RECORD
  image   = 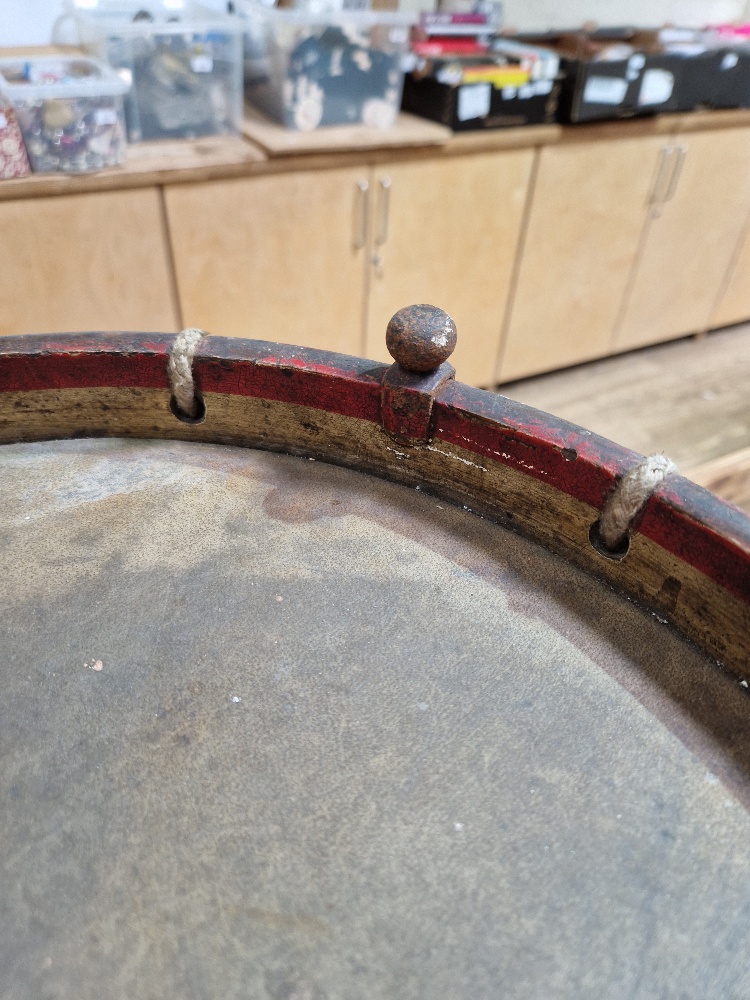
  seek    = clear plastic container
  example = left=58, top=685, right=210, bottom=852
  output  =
left=237, top=0, right=414, bottom=130
left=0, top=56, right=128, bottom=173
left=63, top=0, right=243, bottom=141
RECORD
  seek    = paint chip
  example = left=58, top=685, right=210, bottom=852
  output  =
left=231, top=696, right=241, bottom=703
left=454, top=822, right=464, bottom=832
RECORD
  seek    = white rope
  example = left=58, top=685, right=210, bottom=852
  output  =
left=599, top=454, right=678, bottom=551
left=168, top=328, right=204, bottom=418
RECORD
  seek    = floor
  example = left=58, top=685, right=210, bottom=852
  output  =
left=496, top=323, right=750, bottom=513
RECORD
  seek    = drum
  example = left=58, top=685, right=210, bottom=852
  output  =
left=2, top=307, right=749, bottom=999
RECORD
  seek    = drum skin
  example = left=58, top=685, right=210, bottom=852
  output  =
left=1, top=333, right=750, bottom=998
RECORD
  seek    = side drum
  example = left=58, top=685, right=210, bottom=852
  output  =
left=1, top=308, right=749, bottom=999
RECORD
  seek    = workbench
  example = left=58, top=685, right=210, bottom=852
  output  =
left=4, top=55, right=750, bottom=388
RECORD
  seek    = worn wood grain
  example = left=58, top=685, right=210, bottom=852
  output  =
left=498, top=324, right=750, bottom=474
left=687, top=447, right=750, bottom=514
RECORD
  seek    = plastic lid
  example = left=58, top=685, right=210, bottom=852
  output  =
left=235, top=0, right=415, bottom=27
left=66, top=0, right=243, bottom=35
left=0, top=56, right=131, bottom=101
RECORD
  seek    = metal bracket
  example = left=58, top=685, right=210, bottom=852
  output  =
left=380, top=361, right=455, bottom=445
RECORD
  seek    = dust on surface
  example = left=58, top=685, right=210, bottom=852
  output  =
left=2, top=438, right=750, bottom=1000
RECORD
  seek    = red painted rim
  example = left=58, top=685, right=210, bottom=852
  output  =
left=1, top=332, right=748, bottom=609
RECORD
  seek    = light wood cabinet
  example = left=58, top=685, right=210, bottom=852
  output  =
left=497, top=134, right=668, bottom=383
left=5, top=116, right=750, bottom=385
left=165, top=151, right=534, bottom=385
left=165, top=168, right=371, bottom=357
left=362, top=150, right=535, bottom=387
left=614, top=128, right=750, bottom=350
left=707, top=202, right=750, bottom=330
left=0, top=188, right=178, bottom=336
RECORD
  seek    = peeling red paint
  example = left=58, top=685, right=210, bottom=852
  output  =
left=0, top=332, right=748, bottom=610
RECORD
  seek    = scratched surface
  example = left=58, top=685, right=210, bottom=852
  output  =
left=2, top=439, right=750, bottom=1000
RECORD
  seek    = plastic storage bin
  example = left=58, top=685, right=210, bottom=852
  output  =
left=0, top=56, right=128, bottom=173
left=238, top=1, right=413, bottom=130
left=64, top=0, right=243, bottom=141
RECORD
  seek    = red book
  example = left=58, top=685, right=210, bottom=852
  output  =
left=412, top=38, right=491, bottom=57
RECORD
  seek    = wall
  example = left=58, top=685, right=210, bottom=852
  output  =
left=0, top=0, right=748, bottom=46
left=502, top=0, right=747, bottom=31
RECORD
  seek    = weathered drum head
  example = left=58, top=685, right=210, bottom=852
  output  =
left=3, top=438, right=750, bottom=999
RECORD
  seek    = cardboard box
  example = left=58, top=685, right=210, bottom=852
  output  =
left=658, top=29, right=750, bottom=111
left=402, top=38, right=559, bottom=130
left=671, top=47, right=750, bottom=110
left=519, top=30, right=684, bottom=123
left=402, top=71, right=558, bottom=130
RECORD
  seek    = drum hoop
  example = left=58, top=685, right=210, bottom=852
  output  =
left=1, top=331, right=748, bottom=674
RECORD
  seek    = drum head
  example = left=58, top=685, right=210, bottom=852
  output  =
left=2, top=438, right=750, bottom=998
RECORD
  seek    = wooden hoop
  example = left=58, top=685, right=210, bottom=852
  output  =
left=1, top=331, right=748, bottom=674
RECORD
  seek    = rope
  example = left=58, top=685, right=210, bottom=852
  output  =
left=599, top=454, right=678, bottom=551
left=168, top=328, right=205, bottom=418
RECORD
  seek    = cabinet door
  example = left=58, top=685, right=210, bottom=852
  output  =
left=615, top=128, right=750, bottom=350
left=498, top=136, right=666, bottom=382
left=0, top=188, right=178, bottom=336
left=708, top=209, right=750, bottom=330
left=165, top=169, right=370, bottom=356
left=363, top=150, right=534, bottom=387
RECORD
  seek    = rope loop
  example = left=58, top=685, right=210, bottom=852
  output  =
left=598, top=454, right=678, bottom=552
left=168, top=328, right=205, bottom=419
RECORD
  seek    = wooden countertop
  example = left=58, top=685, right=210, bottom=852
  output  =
left=3, top=41, right=750, bottom=199
left=242, top=106, right=452, bottom=155
left=0, top=112, right=564, bottom=201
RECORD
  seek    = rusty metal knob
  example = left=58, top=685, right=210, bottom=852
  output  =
left=385, top=304, right=457, bottom=374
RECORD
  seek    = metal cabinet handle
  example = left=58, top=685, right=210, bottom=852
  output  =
left=375, top=176, right=391, bottom=247
left=353, top=179, right=369, bottom=250
left=662, top=145, right=687, bottom=203
left=649, top=146, right=674, bottom=205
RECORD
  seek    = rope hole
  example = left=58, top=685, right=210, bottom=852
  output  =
left=589, top=519, right=630, bottom=561
left=169, top=392, right=206, bottom=425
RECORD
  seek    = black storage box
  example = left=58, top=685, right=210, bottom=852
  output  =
left=401, top=72, right=559, bottom=130
left=519, top=30, right=685, bottom=123
left=670, top=47, right=750, bottom=110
